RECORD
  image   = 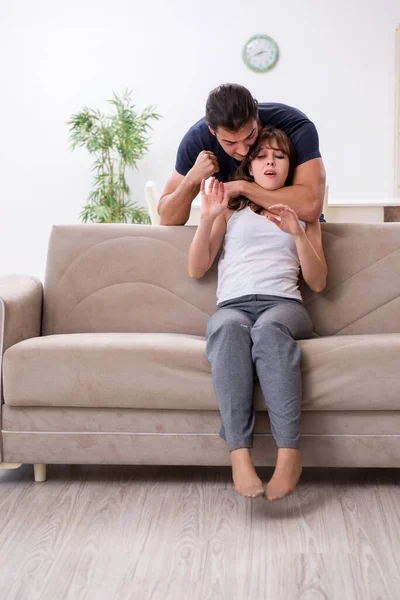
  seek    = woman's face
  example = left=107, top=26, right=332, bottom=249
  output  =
left=249, top=142, right=290, bottom=191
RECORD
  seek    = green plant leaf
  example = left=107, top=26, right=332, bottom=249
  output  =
left=69, top=90, right=161, bottom=224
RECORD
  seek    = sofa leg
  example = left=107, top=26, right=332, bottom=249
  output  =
left=34, top=464, right=47, bottom=483
left=0, top=462, right=23, bottom=471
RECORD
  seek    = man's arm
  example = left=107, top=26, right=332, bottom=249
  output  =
left=158, top=151, right=219, bottom=226
left=158, top=170, right=199, bottom=226
left=226, top=158, right=326, bottom=223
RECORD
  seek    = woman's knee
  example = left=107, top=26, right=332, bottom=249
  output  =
left=206, top=310, right=251, bottom=339
left=252, top=319, right=292, bottom=343
left=253, top=312, right=312, bottom=343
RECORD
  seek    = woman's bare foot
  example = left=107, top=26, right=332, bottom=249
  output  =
left=265, top=448, right=302, bottom=501
left=230, top=448, right=264, bottom=498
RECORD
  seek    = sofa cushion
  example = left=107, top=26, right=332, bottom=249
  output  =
left=3, top=332, right=400, bottom=411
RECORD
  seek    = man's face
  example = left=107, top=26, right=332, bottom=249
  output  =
left=209, top=119, right=259, bottom=161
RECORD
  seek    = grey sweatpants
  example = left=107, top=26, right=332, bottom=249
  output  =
left=206, top=294, right=314, bottom=451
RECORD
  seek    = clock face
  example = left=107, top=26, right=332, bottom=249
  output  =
left=243, top=35, right=279, bottom=73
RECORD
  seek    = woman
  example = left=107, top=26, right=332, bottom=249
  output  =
left=188, top=126, right=327, bottom=501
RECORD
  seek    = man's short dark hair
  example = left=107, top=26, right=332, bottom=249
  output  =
left=205, top=83, right=258, bottom=132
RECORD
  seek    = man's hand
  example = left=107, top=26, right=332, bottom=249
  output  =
left=223, top=180, right=244, bottom=199
left=187, top=151, right=219, bottom=185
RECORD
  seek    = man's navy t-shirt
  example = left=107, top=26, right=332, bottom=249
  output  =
left=175, top=102, right=321, bottom=185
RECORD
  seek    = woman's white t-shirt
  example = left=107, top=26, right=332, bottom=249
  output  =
left=216, top=206, right=306, bottom=305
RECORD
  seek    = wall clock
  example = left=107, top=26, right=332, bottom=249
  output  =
left=243, top=34, right=279, bottom=73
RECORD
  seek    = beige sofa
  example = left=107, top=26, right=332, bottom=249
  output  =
left=1, top=222, right=400, bottom=483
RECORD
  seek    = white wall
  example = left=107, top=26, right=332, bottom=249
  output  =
left=1, top=0, right=400, bottom=279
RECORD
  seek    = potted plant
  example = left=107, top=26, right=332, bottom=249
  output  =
left=68, top=90, right=160, bottom=224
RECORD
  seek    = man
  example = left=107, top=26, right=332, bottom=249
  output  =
left=158, top=83, right=326, bottom=226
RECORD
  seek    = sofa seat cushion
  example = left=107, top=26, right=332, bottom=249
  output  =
left=3, top=333, right=213, bottom=410
left=2, top=332, right=400, bottom=410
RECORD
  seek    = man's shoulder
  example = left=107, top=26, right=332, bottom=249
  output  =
left=257, top=102, right=321, bottom=168
left=181, top=117, right=214, bottom=148
left=258, top=102, right=311, bottom=124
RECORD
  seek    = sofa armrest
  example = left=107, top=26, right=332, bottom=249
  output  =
left=0, top=275, right=43, bottom=401
left=0, top=275, right=42, bottom=463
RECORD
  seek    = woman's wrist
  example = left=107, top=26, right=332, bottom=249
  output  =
left=199, top=213, right=217, bottom=227
left=292, top=229, right=307, bottom=243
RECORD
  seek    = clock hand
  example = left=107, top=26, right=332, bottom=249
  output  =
left=252, top=50, right=269, bottom=57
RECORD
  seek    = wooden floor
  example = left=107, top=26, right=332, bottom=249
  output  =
left=0, top=464, right=399, bottom=600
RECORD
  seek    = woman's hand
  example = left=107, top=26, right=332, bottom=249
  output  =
left=200, top=177, right=229, bottom=220
left=266, top=204, right=304, bottom=238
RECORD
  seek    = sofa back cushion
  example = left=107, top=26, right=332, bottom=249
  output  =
left=42, top=223, right=400, bottom=337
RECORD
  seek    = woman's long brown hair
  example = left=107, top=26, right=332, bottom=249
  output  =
left=228, top=126, right=295, bottom=213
